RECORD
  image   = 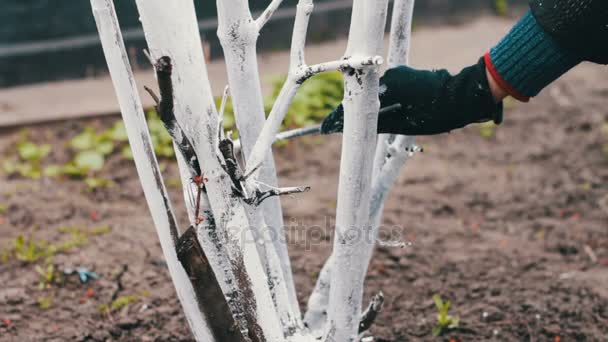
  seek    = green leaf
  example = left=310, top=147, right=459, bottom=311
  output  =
left=121, top=146, right=134, bottom=160
left=74, top=151, right=104, bottom=172
left=17, top=142, right=51, bottom=162
left=84, top=177, right=113, bottom=190
left=108, top=122, right=128, bottom=142
left=2, top=160, right=16, bottom=174
left=61, top=163, right=87, bottom=177
left=432, top=325, right=443, bottom=337
left=43, top=165, right=63, bottom=177
left=16, top=163, right=41, bottom=179
left=448, top=316, right=460, bottom=329
left=70, top=128, right=96, bottom=151
left=96, top=141, right=115, bottom=156
left=433, top=294, right=444, bottom=310
left=37, top=296, right=52, bottom=309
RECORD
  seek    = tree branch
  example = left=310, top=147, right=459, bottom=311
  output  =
left=217, top=0, right=303, bottom=328
left=134, top=0, right=288, bottom=340
left=244, top=55, right=382, bottom=180
left=255, top=0, right=285, bottom=31
left=306, top=2, right=417, bottom=334
left=90, top=1, right=214, bottom=340
left=326, top=0, right=390, bottom=339
left=358, top=292, right=384, bottom=334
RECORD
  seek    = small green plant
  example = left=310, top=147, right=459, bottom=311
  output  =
left=2, top=132, right=52, bottom=179
left=35, top=263, right=59, bottom=290
left=0, top=247, right=9, bottom=263
left=432, top=294, right=460, bottom=336
left=56, top=225, right=112, bottom=250
left=494, top=0, right=509, bottom=17
left=88, top=225, right=112, bottom=235
left=3, top=226, right=111, bottom=264
left=479, top=121, right=497, bottom=139
left=12, top=235, right=54, bottom=263
left=98, top=294, right=139, bottom=313
left=37, top=296, right=53, bottom=309
left=4, top=74, right=341, bottom=185
left=266, top=71, right=344, bottom=129
left=213, top=71, right=344, bottom=139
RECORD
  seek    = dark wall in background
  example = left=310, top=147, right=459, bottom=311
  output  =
left=0, top=0, right=526, bottom=88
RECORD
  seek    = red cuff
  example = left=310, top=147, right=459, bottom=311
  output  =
left=484, top=52, right=530, bottom=103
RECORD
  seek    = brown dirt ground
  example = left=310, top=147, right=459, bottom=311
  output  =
left=1, top=63, right=608, bottom=341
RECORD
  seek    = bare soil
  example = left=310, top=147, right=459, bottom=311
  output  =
left=1, top=63, right=607, bottom=341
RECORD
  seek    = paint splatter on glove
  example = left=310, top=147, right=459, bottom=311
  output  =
left=321, top=57, right=503, bottom=136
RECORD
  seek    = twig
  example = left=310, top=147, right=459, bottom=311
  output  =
left=255, top=0, right=285, bottom=31
left=142, top=49, right=154, bottom=66
left=245, top=185, right=311, bottom=206
left=111, top=264, right=128, bottom=301
left=358, top=292, right=385, bottom=334
left=146, top=56, right=202, bottom=179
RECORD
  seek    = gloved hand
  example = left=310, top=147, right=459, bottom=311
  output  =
left=321, top=57, right=503, bottom=136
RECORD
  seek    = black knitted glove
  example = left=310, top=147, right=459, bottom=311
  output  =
left=321, top=57, right=503, bottom=136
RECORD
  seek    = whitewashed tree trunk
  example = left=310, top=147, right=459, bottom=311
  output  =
left=325, top=0, right=389, bottom=340
left=90, top=1, right=214, bottom=340
left=215, top=0, right=301, bottom=319
left=133, top=1, right=286, bottom=340
left=305, top=0, right=417, bottom=336
left=371, top=0, right=417, bottom=231
left=92, top=0, right=415, bottom=340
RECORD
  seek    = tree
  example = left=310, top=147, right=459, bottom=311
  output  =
left=91, top=0, right=419, bottom=340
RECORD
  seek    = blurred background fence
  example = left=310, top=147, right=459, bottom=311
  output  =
left=0, top=0, right=525, bottom=88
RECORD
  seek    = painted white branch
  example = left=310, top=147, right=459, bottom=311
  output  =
left=233, top=124, right=320, bottom=152
left=304, top=259, right=331, bottom=336
left=90, top=1, right=214, bottom=340
left=216, top=0, right=301, bottom=326
left=326, top=0, right=390, bottom=340
left=244, top=52, right=383, bottom=180
left=305, top=57, right=383, bottom=76
left=133, top=1, right=286, bottom=340
left=370, top=0, right=417, bottom=240
left=305, top=3, right=417, bottom=334
left=255, top=0, right=285, bottom=31
left=367, top=0, right=418, bottom=247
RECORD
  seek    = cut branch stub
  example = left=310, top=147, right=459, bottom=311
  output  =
left=358, top=292, right=385, bottom=334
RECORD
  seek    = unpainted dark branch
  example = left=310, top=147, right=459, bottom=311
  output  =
left=176, top=226, right=249, bottom=342
left=145, top=56, right=202, bottom=178
left=358, top=291, right=385, bottom=334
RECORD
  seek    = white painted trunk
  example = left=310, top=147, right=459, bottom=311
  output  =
left=132, top=0, right=285, bottom=340
left=90, top=1, right=214, bottom=340
left=215, top=0, right=301, bottom=321
left=371, top=0, right=417, bottom=229
left=326, top=1, right=390, bottom=341
left=306, top=1, right=417, bottom=338
left=93, top=0, right=413, bottom=339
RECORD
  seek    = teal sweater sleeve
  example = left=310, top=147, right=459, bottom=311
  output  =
left=485, top=11, right=580, bottom=101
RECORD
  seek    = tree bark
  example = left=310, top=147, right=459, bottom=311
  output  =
left=305, top=3, right=417, bottom=336
left=216, top=0, right=300, bottom=324
left=90, top=1, right=214, bottom=340
left=133, top=0, right=285, bottom=340
left=326, top=0, right=389, bottom=341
